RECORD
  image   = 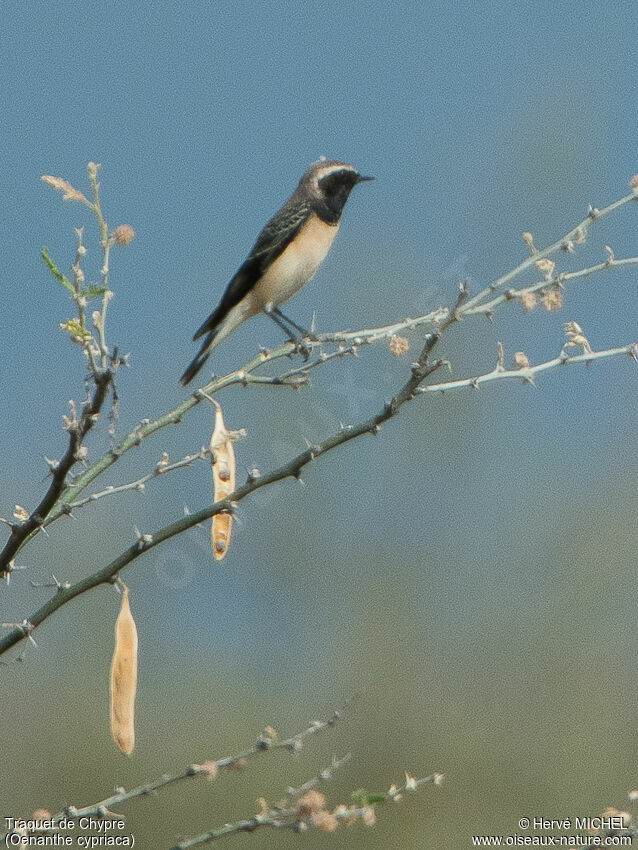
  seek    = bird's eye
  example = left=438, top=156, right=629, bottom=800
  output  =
left=318, top=169, right=358, bottom=196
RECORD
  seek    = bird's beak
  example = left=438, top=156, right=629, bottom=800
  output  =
left=356, top=173, right=374, bottom=183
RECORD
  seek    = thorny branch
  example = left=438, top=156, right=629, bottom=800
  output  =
left=2, top=338, right=638, bottom=654
left=464, top=255, right=638, bottom=318
left=419, top=341, right=638, bottom=394
left=4, top=704, right=442, bottom=849
left=0, top=364, right=116, bottom=577
left=28, top=707, right=347, bottom=828
left=3, top=327, right=634, bottom=663
left=0, top=285, right=466, bottom=657
left=0, top=163, right=126, bottom=581
left=3, top=244, right=637, bottom=574
left=65, top=448, right=210, bottom=512
left=171, top=769, right=443, bottom=848
left=0, top=177, right=636, bottom=649
left=462, top=188, right=638, bottom=311
left=0, top=304, right=449, bottom=567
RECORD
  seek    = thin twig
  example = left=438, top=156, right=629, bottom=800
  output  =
left=0, top=164, right=119, bottom=581
left=3, top=247, right=636, bottom=572
left=172, top=769, right=442, bottom=848
left=88, top=163, right=112, bottom=368
left=0, top=366, right=115, bottom=581
left=3, top=310, right=636, bottom=658
left=418, top=342, right=638, bottom=394
left=70, top=226, right=99, bottom=374
left=463, top=189, right=638, bottom=311
left=240, top=344, right=360, bottom=388
left=0, top=288, right=466, bottom=655
left=464, top=255, right=638, bottom=317
left=42, top=707, right=346, bottom=825
left=64, top=448, right=210, bottom=512
left=172, top=759, right=355, bottom=849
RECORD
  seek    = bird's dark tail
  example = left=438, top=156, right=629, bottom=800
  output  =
left=180, top=299, right=252, bottom=386
left=179, top=331, right=217, bottom=386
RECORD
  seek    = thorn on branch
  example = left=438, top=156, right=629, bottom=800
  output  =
left=245, top=467, right=261, bottom=484
left=4, top=560, right=27, bottom=585
left=497, top=341, right=505, bottom=371
left=13, top=505, right=30, bottom=524
left=134, top=527, right=153, bottom=550
left=30, top=572, right=71, bottom=592
left=1, top=619, right=38, bottom=660
left=44, top=456, right=60, bottom=473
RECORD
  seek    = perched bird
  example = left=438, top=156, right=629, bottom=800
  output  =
left=180, top=159, right=373, bottom=386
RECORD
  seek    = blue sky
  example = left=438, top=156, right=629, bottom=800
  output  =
left=2, top=1, right=636, bottom=466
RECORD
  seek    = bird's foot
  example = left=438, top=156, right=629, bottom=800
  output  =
left=295, top=339, right=312, bottom=361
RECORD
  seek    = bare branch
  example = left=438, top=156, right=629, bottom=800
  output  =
left=0, top=163, right=125, bottom=580
left=418, top=342, right=638, bottom=394
left=463, top=190, right=638, bottom=311
left=2, top=311, right=635, bottom=658
left=172, top=768, right=442, bottom=848
left=0, top=288, right=466, bottom=655
left=21, top=306, right=449, bottom=543
left=3, top=239, right=636, bottom=571
left=0, top=365, right=115, bottom=579
left=40, top=707, right=347, bottom=826
left=65, top=448, right=210, bottom=512
left=464, top=255, right=638, bottom=318
left=87, top=163, right=113, bottom=368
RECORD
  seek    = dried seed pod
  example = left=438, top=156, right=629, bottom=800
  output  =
left=110, top=585, right=138, bottom=755
left=209, top=399, right=236, bottom=561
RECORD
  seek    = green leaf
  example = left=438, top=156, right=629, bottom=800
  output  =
left=361, top=793, right=388, bottom=804
left=81, top=284, right=109, bottom=298
left=59, top=318, right=91, bottom=344
left=41, top=246, right=73, bottom=292
left=351, top=788, right=387, bottom=806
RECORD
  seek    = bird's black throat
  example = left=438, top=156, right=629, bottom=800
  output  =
left=314, top=169, right=363, bottom=224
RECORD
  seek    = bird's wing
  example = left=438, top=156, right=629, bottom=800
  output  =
left=193, top=201, right=310, bottom=341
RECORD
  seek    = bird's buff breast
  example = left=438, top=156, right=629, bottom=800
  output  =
left=253, top=214, right=340, bottom=307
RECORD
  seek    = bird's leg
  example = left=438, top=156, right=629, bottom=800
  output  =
left=264, top=305, right=301, bottom=342
left=264, top=305, right=314, bottom=359
left=272, top=307, right=319, bottom=341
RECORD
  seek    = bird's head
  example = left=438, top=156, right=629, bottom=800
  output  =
left=300, top=159, right=373, bottom=223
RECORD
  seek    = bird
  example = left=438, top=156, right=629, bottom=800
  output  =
left=180, top=159, right=373, bottom=386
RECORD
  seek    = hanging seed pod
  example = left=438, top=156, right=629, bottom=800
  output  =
left=109, top=585, right=138, bottom=755
left=209, top=399, right=236, bottom=561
